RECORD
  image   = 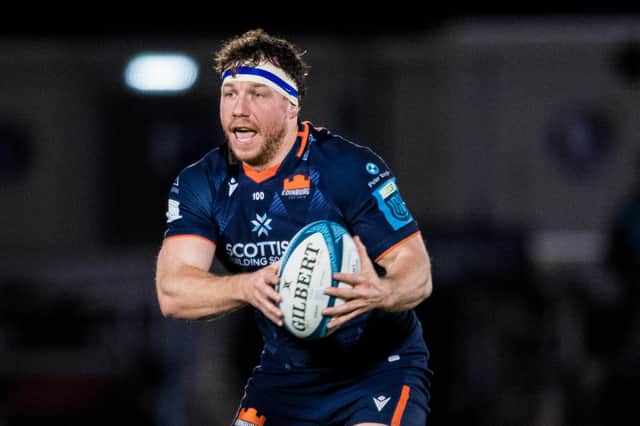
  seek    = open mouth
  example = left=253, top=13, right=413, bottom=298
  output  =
left=233, top=126, right=257, bottom=142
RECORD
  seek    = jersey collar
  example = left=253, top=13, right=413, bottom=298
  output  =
left=242, top=121, right=311, bottom=183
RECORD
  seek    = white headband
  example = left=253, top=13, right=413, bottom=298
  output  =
left=221, top=61, right=299, bottom=106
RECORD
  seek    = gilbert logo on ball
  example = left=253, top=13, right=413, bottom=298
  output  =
left=277, top=220, right=361, bottom=339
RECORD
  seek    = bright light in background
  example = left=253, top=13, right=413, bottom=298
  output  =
left=124, top=53, right=199, bottom=93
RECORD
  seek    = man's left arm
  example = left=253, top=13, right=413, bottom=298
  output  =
left=323, top=232, right=432, bottom=329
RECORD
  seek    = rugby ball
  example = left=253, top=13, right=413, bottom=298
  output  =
left=277, top=220, right=360, bottom=339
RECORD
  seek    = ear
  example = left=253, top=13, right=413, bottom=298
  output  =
left=286, top=101, right=299, bottom=119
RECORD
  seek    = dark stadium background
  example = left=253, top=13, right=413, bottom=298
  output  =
left=2, top=6, right=639, bottom=425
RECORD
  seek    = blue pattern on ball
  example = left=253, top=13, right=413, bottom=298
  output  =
left=279, top=220, right=351, bottom=339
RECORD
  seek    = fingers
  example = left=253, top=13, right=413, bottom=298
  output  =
left=327, top=306, right=367, bottom=329
left=270, top=259, right=282, bottom=273
left=322, top=236, right=380, bottom=328
left=265, top=281, right=282, bottom=303
left=263, top=274, right=283, bottom=325
left=323, top=298, right=367, bottom=317
left=258, top=285, right=283, bottom=326
left=337, top=236, right=374, bottom=283
left=331, top=272, right=364, bottom=286
left=324, top=284, right=358, bottom=299
left=261, top=300, right=283, bottom=326
left=249, top=266, right=284, bottom=326
left=323, top=289, right=370, bottom=330
left=264, top=271, right=282, bottom=289
left=353, top=235, right=372, bottom=271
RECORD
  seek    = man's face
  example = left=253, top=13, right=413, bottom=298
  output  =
left=220, top=80, right=293, bottom=168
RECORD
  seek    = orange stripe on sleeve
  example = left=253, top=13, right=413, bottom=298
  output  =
left=374, top=231, right=421, bottom=263
left=164, top=234, right=216, bottom=248
left=391, top=385, right=411, bottom=426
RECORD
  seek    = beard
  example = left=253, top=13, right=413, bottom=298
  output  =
left=227, top=121, right=287, bottom=168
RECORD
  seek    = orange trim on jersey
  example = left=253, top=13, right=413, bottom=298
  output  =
left=164, top=234, right=216, bottom=249
left=236, top=407, right=266, bottom=426
left=375, top=231, right=421, bottom=263
left=296, top=121, right=310, bottom=157
left=242, top=122, right=310, bottom=182
left=242, top=161, right=280, bottom=183
left=391, top=385, right=411, bottom=426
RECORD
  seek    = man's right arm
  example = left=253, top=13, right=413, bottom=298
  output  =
left=155, top=235, right=283, bottom=324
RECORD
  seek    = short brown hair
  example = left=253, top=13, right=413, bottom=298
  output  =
left=213, top=28, right=310, bottom=102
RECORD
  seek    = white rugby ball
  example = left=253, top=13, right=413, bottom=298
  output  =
left=277, top=220, right=360, bottom=339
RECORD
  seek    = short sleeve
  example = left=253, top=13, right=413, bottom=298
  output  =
left=163, top=162, right=218, bottom=244
left=329, top=143, right=419, bottom=261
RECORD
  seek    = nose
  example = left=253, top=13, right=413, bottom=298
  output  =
left=232, top=92, right=250, bottom=117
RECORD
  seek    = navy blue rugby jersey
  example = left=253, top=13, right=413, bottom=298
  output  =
left=164, top=122, right=428, bottom=370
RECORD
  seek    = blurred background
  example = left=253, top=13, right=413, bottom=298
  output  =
left=2, top=6, right=640, bottom=426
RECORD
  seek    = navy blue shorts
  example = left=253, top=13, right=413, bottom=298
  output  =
left=232, top=355, right=431, bottom=426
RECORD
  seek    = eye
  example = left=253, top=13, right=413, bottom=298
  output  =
left=253, top=88, right=270, bottom=98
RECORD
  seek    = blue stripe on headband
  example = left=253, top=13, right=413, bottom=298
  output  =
left=222, top=66, right=298, bottom=98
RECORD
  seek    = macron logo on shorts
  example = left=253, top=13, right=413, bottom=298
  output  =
left=373, top=394, right=391, bottom=411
